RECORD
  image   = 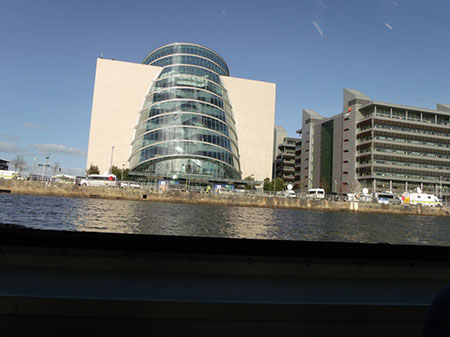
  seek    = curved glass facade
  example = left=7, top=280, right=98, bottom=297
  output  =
left=130, top=43, right=241, bottom=179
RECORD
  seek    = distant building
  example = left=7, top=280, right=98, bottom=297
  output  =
left=275, top=137, right=298, bottom=184
left=298, top=89, right=450, bottom=199
left=0, top=159, right=8, bottom=171
left=87, top=43, right=276, bottom=183
left=294, top=135, right=302, bottom=188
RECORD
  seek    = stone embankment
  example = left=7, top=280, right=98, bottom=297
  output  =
left=0, top=180, right=448, bottom=216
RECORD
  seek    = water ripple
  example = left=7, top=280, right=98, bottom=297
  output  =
left=0, top=194, right=448, bottom=246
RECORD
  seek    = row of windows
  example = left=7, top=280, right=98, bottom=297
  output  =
left=129, top=142, right=239, bottom=172
left=154, top=76, right=226, bottom=98
left=135, top=113, right=237, bottom=143
left=373, top=124, right=450, bottom=138
left=360, top=171, right=450, bottom=182
left=132, top=127, right=238, bottom=157
left=358, top=135, right=450, bottom=148
left=358, top=147, right=450, bottom=159
left=159, top=66, right=221, bottom=85
left=358, top=159, right=450, bottom=171
left=357, top=146, right=450, bottom=160
left=143, top=44, right=229, bottom=76
left=150, top=55, right=227, bottom=76
left=132, top=158, right=240, bottom=180
left=146, top=87, right=230, bottom=112
left=361, top=108, right=450, bottom=125
left=375, top=107, right=446, bottom=123
left=139, top=100, right=234, bottom=126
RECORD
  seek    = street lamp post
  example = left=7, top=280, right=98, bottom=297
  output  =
left=121, top=164, right=124, bottom=182
left=37, top=155, right=51, bottom=182
left=110, top=146, right=115, bottom=174
left=44, top=154, right=50, bottom=179
left=33, top=157, right=38, bottom=176
left=440, top=176, right=443, bottom=200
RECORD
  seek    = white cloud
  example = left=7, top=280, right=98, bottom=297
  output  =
left=32, top=144, right=87, bottom=157
left=0, top=133, right=19, bottom=141
left=0, top=142, right=22, bottom=153
left=385, top=22, right=393, bottom=30
left=312, top=21, right=324, bottom=37
left=24, top=122, right=39, bottom=129
left=389, top=0, right=398, bottom=6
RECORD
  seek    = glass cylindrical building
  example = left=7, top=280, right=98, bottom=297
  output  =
left=129, top=43, right=241, bottom=179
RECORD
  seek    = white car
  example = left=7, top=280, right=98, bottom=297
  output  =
left=283, top=190, right=297, bottom=198
left=120, top=181, right=141, bottom=189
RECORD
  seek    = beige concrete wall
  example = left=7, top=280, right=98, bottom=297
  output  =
left=221, top=76, right=276, bottom=182
left=86, top=59, right=161, bottom=173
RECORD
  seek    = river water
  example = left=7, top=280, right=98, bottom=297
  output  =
left=0, top=194, right=448, bottom=246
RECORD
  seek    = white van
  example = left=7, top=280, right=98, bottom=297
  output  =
left=402, top=192, right=442, bottom=207
left=307, top=188, right=325, bottom=200
left=80, top=174, right=117, bottom=187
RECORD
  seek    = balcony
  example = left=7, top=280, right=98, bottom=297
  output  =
left=282, top=166, right=295, bottom=173
left=282, top=174, right=295, bottom=181
left=357, top=113, right=450, bottom=129
left=372, top=124, right=450, bottom=138
left=357, top=160, right=450, bottom=174
left=368, top=147, right=450, bottom=161
left=357, top=172, right=450, bottom=185
left=358, top=137, right=450, bottom=152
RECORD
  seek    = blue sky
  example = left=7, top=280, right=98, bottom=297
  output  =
left=1, top=0, right=449, bottom=175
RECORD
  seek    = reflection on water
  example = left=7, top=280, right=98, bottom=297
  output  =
left=0, top=194, right=448, bottom=246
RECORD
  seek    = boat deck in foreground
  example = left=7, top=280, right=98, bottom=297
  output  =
left=0, top=225, right=449, bottom=336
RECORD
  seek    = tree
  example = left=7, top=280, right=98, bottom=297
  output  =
left=243, top=175, right=255, bottom=190
left=86, top=164, right=100, bottom=175
left=10, top=155, right=27, bottom=173
left=111, top=165, right=129, bottom=180
left=263, top=177, right=273, bottom=191
left=320, top=177, right=330, bottom=194
left=263, top=177, right=285, bottom=192
left=274, top=177, right=285, bottom=192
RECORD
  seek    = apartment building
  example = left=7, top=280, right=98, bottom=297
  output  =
left=275, top=137, right=298, bottom=184
left=298, top=89, right=450, bottom=199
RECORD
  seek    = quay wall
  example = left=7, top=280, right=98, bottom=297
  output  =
left=0, top=180, right=448, bottom=216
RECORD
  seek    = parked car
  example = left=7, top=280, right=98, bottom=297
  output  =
left=120, top=181, right=141, bottom=189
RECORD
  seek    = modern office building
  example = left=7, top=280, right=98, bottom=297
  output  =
left=274, top=137, right=298, bottom=184
left=87, top=43, right=276, bottom=182
left=298, top=89, right=450, bottom=199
